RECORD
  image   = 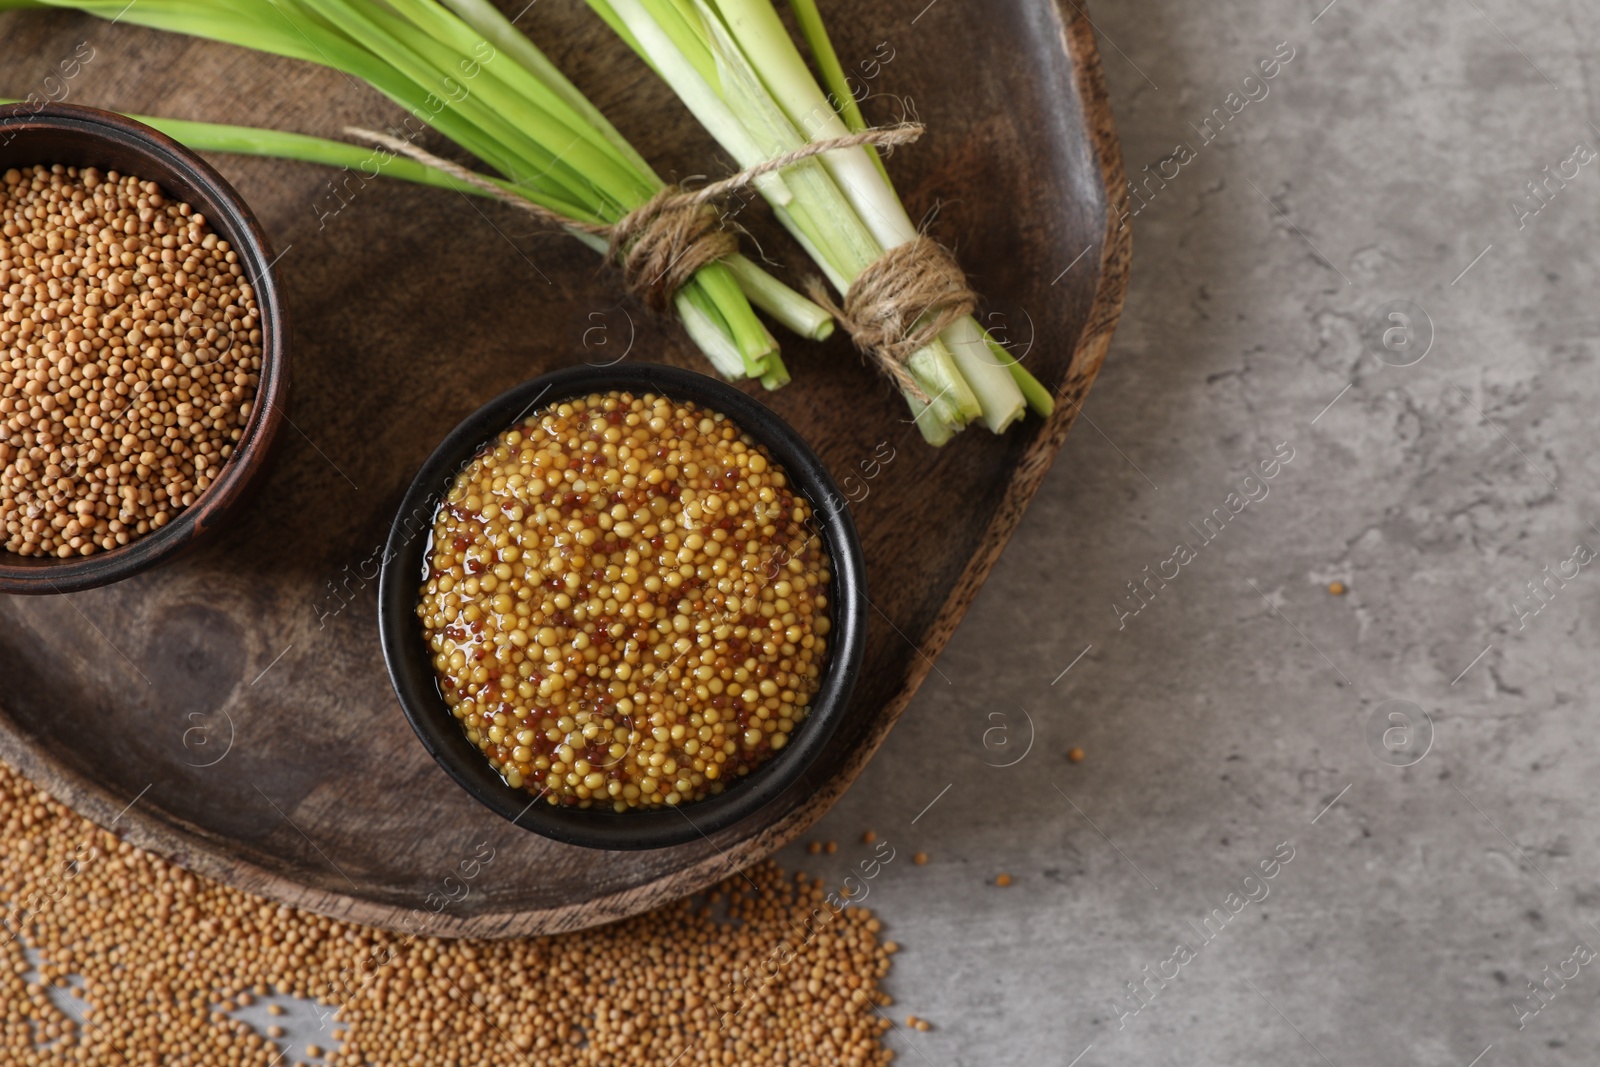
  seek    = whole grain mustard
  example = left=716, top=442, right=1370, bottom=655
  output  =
left=419, top=390, right=832, bottom=811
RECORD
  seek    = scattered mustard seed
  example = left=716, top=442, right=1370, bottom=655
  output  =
left=1328, top=581, right=1346, bottom=595
left=1067, top=746, right=1085, bottom=763
left=267, top=1003, right=285, bottom=1017
left=913, top=851, right=928, bottom=866
left=825, top=841, right=838, bottom=854
left=861, top=830, right=876, bottom=844
left=807, top=840, right=822, bottom=855
left=0, top=757, right=902, bottom=1065
left=267, top=1024, right=285, bottom=1038
left=995, top=873, right=1012, bottom=887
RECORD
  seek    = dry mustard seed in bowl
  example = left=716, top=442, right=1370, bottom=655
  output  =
left=0, top=103, right=289, bottom=595
left=0, top=164, right=261, bottom=557
left=417, top=389, right=833, bottom=812
left=381, top=365, right=866, bottom=851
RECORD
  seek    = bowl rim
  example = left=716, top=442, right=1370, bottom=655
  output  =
left=377, top=363, right=867, bottom=851
left=0, top=102, right=288, bottom=594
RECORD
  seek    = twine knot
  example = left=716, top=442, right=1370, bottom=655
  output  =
left=806, top=237, right=977, bottom=403
left=605, top=190, right=738, bottom=315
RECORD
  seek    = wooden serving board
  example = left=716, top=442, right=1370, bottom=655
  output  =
left=0, top=0, right=1128, bottom=936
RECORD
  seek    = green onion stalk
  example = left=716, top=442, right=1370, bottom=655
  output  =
left=583, top=0, right=1054, bottom=442
left=1, top=0, right=838, bottom=389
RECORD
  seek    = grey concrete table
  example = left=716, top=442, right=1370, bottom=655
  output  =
left=779, top=2, right=1600, bottom=1064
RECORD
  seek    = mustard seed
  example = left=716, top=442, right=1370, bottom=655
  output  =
left=420, top=391, right=833, bottom=810
left=0, top=757, right=901, bottom=1065
left=0, top=165, right=261, bottom=558
left=1067, top=746, right=1085, bottom=763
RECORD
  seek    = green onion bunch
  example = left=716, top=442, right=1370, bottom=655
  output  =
left=584, top=0, right=1054, bottom=442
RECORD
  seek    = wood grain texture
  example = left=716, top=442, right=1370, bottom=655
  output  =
left=0, top=0, right=1129, bottom=936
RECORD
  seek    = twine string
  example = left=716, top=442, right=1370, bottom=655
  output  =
left=345, top=122, right=975, bottom=397
left=345, top=123, right=922, bottom=313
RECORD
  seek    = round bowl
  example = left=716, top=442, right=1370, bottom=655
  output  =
left=378, top=364, right=867, bottom=851
left=0, top=103, right=289, bottom=594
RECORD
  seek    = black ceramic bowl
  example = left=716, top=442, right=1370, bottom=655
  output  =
left=0, top=103, right=289, bottom=594
left=378, top=364, right=866, bottom=850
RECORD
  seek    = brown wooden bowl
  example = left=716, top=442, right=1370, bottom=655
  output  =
left=0, top=102, right=288, bottom=594
left=0, top=0, right=1127, bottom=936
